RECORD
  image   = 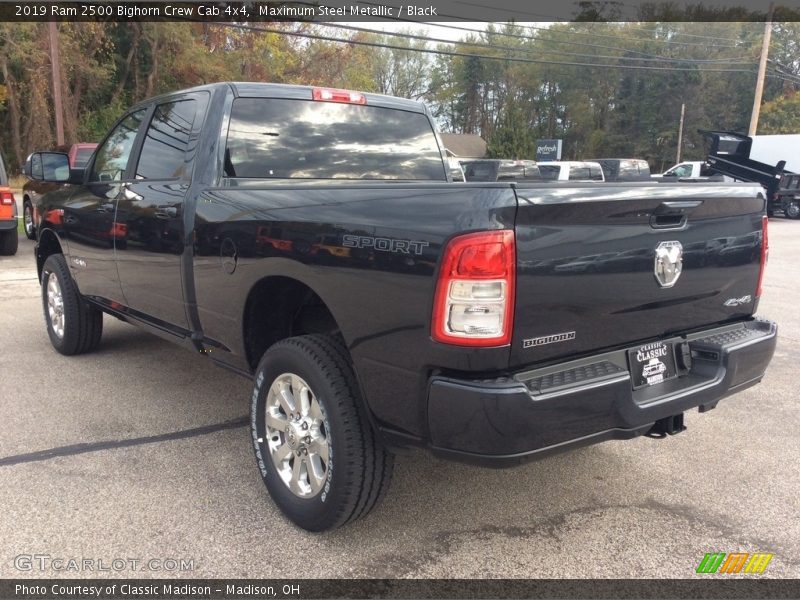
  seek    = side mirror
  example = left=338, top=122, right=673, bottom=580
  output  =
left=31, top=152, right=71, bottom=183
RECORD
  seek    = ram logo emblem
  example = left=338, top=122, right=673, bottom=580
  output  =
left=654, top=241, right=683, bottom=288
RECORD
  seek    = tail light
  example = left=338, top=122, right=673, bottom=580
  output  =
left=0, top=190, right=14, bottom=205
left=312, top=87, right=367, bottom=105
left=432, top=230, right=515, bottom=346
left=756, top=215, right=769, bottom=298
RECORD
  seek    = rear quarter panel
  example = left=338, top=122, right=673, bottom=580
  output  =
left=192, top=182, right=517, bottom=437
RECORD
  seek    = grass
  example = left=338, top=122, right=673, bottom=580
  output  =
left=9, top=174, right=27, bottom=188
left=17, top=215, right=24, bottom=235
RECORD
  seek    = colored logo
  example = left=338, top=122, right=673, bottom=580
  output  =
left=696, top=552, right=773, bottom=574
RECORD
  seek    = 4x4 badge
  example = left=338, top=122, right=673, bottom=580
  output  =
left=654, top=241, right=683, bottom=288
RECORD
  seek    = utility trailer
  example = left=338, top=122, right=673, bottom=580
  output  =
left=700, top=130, right=798, bottom=219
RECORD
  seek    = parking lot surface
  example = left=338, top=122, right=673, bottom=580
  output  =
left=0, top=216, right=798, bottom=579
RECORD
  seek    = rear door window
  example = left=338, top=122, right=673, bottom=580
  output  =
left=136, top=99, right=199, bottom=180
left=225, top=98, right=446, bottom=180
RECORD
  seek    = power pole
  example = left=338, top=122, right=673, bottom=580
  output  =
left=748, top=2, right=775, bottom=137
left=676, top=103, right=685, bottom=163
left=48, top=22, right=64, bottom=146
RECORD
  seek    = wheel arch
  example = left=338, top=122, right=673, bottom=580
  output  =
left=242, top=275, right=344, bottom=371
left=241, top=274, right=384, bottom=434
left=36, top=227, right=66, bottom=281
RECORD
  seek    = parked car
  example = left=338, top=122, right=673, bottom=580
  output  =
left=0, top=150, right=19, bottom=255
left=29, top=82, right=776, bottom=531
left=589, top=158, right=651, bottom=181
left=22, top=143, right=97, bottom=240
left=460, top=159, right=541, bottom=181
left=56, top=142, right=98, bottom=168
left=537, top=160, right=605, bottom=181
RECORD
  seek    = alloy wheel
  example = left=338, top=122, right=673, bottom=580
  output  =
left=264, top=373, right=330, bottom=498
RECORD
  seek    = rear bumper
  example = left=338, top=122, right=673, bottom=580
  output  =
left=427, top=319, right=777, bottom=467
left=0, top=219, right=17, bottom=231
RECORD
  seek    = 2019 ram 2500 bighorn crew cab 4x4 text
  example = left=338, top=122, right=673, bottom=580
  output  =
left=27, top=83, right=777, bottom=531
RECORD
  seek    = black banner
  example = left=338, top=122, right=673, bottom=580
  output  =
left=0, top=0, right=796, bottom=23
left=3, top=579, right=800, bottom=600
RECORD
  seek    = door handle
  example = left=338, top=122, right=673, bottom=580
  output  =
left=122, top=187, right=143, bottom=202
left=650, top=200, right=703, bottom=229
left=155, top=206, right=178, bottom=219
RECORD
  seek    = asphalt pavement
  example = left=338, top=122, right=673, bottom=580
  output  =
left=0, top=216, right=798, bottom=579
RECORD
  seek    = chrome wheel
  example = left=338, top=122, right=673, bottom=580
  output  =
left=786, top=202, right=800, bottom=219
left=47, top=273, right=65, bottom=339
left=24, top=204, right=34, bottom=237
left=265, top=373, right=330, bottom=498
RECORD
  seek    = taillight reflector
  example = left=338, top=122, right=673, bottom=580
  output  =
left=312, top=87, right=367, bottom=105
left=0, top=190, right=14, bottom=205
left=432, top=230, right=515, bottom=347
left=756, top=215, right=769, bottom=298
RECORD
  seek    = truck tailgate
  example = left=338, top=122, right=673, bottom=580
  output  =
left=510, top=182, right=766, bottom=368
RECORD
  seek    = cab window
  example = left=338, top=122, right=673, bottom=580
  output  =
left=136, top=99, right=199, bottom=180
left=90, top=110, right=147, bottom=182
left=665, top=163, right=692, bottom=178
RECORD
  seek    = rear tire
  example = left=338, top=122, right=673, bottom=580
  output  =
left=0, top=228, right=18, bottom=255
left=41, top=254, right=103, bottom=355
left=785, top=201, right=800, bottom=220
left=250, top=334, right=393, bottom=531
left=23, top=201, right=36, bottom=240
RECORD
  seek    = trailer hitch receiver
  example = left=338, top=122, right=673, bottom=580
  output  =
left=645, top=413, right=686, bottom=438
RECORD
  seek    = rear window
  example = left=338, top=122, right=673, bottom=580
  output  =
left=538, top=165, right=560, bottom=180
left=569, top=166, right=590, bottom=180
left=73, top=148, right=96, bottom=168
left=224, top=98, right=446, bottom=181
left=462, top=162, right=497, bottom=181
left=619, top=160, right=637, bottom=177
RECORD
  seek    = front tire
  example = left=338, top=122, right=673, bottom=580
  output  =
left=23, top=201, right=36, bottom=240
left=41, top=254, right=103, bottom=355
left=250, top=334, right=393, bottom=531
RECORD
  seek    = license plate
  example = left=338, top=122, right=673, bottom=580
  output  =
left=628, top=342, right=678, bottom=389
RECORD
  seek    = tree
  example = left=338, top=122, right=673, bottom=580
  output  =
left=759, top=92, right=800, bottom=133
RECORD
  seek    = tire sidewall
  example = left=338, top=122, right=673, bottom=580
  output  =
left=41, top=255, right=72, bottom=353
left=251, top=343, right=349, bottom=531
left=42, top=258, right=67, bottom=350
left=24, top=202, right=36, bottom=239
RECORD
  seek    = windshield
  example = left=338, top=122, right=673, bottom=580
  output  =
left=224, top=98, right=446, bottom=181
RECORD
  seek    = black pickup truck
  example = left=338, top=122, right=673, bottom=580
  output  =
left=28, top=83, right=777, bottom=531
